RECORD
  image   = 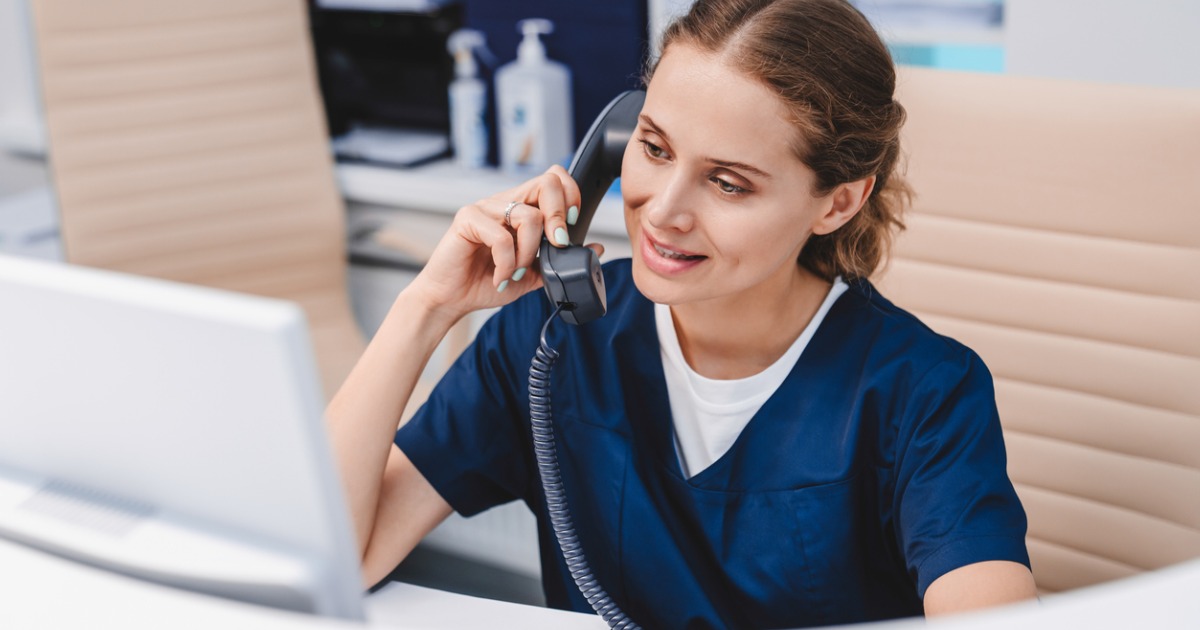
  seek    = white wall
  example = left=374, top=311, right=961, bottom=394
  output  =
left=647, top=0, right=694, bottom=59
left=0, top=0, right=45, bottom=155
left=1007, top=0, right=1200, bottom=89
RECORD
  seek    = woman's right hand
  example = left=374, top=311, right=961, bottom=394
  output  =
left=405, top=164, right=602, bottom=321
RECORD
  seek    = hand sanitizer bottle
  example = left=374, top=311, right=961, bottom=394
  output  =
left=447, top=29, right=488, bottom=169
left=495, top=18, right=573, bottom=175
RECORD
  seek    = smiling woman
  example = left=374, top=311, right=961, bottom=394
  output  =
left=622, top=44, right=872, bottom=366
left=326, top=1, right=1036, bottom=628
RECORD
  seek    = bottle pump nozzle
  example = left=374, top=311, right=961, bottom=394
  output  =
left=516, top=18, right=554, bottom=64
left=447, top=29, right=486, bottom=78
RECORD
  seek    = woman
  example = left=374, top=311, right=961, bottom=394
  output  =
left=327, top=0, right=1037, bottom=627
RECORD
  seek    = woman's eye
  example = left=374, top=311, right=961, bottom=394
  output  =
left=640, top=140, right=667, bottom=160
left=712, top=177, right=747, bottom=195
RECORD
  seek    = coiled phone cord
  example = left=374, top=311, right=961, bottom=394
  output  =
left=529, top=308, right=641, bottom=630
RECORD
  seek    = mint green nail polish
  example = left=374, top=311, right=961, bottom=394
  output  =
left=555, top=227, right=570, bottom=246
left=497, top=280, right=509, bottom=293
left=567, top=205, right=579, bottom=226
left=512, top=267, right=527, bottom=282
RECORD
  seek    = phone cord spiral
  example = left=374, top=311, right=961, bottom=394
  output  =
left=529, top=309, right=641, bottom=630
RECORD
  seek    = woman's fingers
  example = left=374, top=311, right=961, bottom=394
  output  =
left=507, top=202, right=544, bottom=280
left=538, top=165, right=584, bottom=247
left=545, top=164, right=583, bottom=227
left=499, top=165, right=582, bottom=250
left=460, top=204, right=518, bottom=288
left=523, top=169, right=571, bottom=249
left=472, top=199, right=547, bottom=292
left=440, top=165, right=588, bottom=302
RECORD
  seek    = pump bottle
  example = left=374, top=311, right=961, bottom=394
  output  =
left=446, top=29, right=488, bottom=169
left=495, top=18, right=573, bottom=175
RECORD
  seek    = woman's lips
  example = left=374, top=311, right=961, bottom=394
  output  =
left=641, top=232, right=707, bottom=275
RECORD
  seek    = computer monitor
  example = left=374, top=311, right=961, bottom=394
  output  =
left=0, top=254, right=365, bottom=620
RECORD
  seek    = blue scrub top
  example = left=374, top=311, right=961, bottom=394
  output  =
left=395, top=259, right=1029, bottom=629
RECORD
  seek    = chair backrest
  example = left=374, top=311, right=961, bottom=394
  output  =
left=31, top=0, right=364, bottom=399
left=881, top=66, right=1200, bottom=593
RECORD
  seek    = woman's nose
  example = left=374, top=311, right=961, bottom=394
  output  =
left=644, top=172, right=694, bottom=232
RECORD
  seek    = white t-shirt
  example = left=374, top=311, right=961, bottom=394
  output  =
left=656, top=277, right=849, bottom=478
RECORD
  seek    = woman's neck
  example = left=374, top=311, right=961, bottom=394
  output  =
left=669, top=266, right=831, bottom=380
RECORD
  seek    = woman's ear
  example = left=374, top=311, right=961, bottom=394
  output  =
left=812, top=175, right=876, bottom=235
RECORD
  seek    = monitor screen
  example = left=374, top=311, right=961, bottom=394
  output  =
left=0, top=255, right=365, bottom=620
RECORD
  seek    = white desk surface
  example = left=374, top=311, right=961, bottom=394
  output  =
left=0, top=537, right=604, bottom=629
left=4, top=534, right=1197, bottom=629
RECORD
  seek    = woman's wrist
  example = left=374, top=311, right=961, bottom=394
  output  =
left=388, top=277, right=477, bottom=345
left=389, top=283, right=463, bottom=339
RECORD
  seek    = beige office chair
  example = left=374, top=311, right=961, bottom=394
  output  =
left=881, top=67, right=1200, bottom=593
left=31, top=0, right=364, bottom=399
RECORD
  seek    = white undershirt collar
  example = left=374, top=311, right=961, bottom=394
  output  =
left=656, top=277, right=849, bottom=477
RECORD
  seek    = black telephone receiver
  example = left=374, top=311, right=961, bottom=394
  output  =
left=539, top=90, right=646, bottom=325
left=528, top=91, right=648, bottom=630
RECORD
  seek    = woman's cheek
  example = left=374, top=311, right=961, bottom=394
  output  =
left=620, top=156, right=653, bottom=211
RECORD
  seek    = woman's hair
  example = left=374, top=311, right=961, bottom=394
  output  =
left=652, top=0, right=911, bottom=281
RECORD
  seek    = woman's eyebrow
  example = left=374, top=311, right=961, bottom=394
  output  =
left=711, top=157, right=772, bottom=179
left=639, top=114, right=671, bottom=142
left=639, top=114, right=773, bottom=179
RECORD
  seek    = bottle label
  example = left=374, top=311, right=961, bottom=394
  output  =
left=500, top=84, right=549, bottom=174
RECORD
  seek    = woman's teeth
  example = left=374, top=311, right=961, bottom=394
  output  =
left=654, top=242, right=704, bottom=260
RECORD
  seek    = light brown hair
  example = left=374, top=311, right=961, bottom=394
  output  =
left=652, top=0, right=910, bottom=281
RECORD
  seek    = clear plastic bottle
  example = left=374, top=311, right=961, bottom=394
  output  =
left=446, top=29, right=488, bottom=169
left=495, top=18, right=573, bottom=175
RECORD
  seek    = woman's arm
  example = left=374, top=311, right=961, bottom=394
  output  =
left=924, top=560, right=1037, bottom=616
left=324, top=166, right=586, bottom=586
left=324, top=288, right=459, bottom=586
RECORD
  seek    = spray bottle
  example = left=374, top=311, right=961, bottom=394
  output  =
left=495, top=18, right=573, bottom=175
left=447, top=29, right=488, bottom=169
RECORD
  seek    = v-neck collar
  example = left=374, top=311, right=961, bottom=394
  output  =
left=630, top=282, right=859, bottom=491
left=655, top=279, right=850, bottom=477
left=611, top=290, right=677, bottom=468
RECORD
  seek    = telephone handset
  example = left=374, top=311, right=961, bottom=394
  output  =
left=528, top=91, right=645, bottom=630
left=539, top=90, right=646, bottom=325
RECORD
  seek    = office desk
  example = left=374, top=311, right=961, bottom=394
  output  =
left=0, top=537, right=605, bottom=629
left=5, top=533, right=1198, bottom=629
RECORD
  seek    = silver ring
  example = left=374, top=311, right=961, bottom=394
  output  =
left=503, top=201, right=519, bottom=227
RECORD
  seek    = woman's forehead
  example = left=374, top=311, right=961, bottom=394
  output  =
left=644, top=44, right=804, bottom=166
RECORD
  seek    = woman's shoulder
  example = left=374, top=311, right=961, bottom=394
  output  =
left=834, top=278, right=988, bottom=376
